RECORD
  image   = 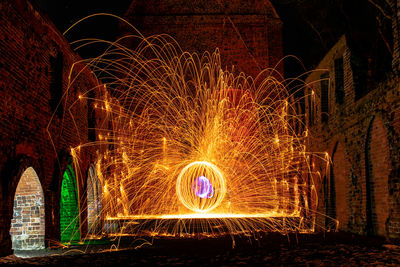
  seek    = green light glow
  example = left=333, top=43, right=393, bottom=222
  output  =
left=60, top=163, right=80, bottom=242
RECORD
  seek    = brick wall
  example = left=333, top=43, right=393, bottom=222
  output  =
left=332, top=143, right=350, bottom=231
left=121, top=0, right=283, bottom=80
left=0, top=0, right=101, bottom=255
left=305, top=34, right=400, bottom=237
left=9, top=167, right=45, bottom=250
left=366, top=117, right=391, bottom=235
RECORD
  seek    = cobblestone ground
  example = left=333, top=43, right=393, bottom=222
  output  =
left=1, top=233, right=400, bottom=266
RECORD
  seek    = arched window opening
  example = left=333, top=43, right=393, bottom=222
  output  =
left=325, top=163, right=336, bottom=229
left=60, top=163, right=80, bottom=242
left=87, top=164, right=102, bottom=235
left=334, top=57, right=345, bottom=104
left=10, top=167, right=45, bottom=250
left=332, top=143, right=349, bottom=230
left=320, top=72, right=330, bottom=123
left=365, top=118, right=375, bottom=235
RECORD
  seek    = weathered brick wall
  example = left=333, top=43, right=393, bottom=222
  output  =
left=9, top=167, right=45, bottom=250
left=332, top=143, right=350, bottom=231
left=121, top=0, right=283, bottom=80
left=305, top=34, right=400, bottom=238
left=367, top=117, right=391, bottom=236
left=305, top=36, right=351, bottom=127
left=0, top=0, right=101, bottom=256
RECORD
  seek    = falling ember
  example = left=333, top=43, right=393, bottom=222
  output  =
left=61, top=22, right=333, bottom=242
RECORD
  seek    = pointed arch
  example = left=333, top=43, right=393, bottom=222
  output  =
left=332, top=142, right=350, bottom=230
left=324, top=143, right=337, bottom=229
left=365, top=116, right=390, bottom=235
left=60, top=163, right=80, bottom=242
left=10, top=167, right=45, bottom=250
left=87, top=164, right=102, bottom=234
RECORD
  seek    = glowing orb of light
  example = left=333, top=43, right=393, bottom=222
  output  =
left=193, top=176, right=214, bottom=199
left=176, top=161, right=226, bottom=213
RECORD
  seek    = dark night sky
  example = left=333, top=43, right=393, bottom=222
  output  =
left=270, top=0, right=392, bottom=80
left=33, top=0, right=132, bottom=49
left=33, top=0, right=392, bottom=79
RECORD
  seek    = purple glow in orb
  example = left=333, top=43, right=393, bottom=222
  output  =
left=193, top=176, right=214, bottom=199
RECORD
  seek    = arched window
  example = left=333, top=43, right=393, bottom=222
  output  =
left=320, top=72, right=330, bottom=122
left=10, top=167, right=45, bottom=250
left=334, top=57, right=345, bottom=104
left=60, top=163, right=80, bottom=242
left=87, top=164, right=102, bottom=234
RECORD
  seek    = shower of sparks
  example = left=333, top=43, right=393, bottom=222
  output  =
left=54, top=19, right=335, bottom=243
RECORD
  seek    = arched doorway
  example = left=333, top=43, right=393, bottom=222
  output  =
left=324, top=145, right=338, bottom=230
left=332, top=143, right=349, bottom=230
left=87, top=164, right=102, bottom=234
left=60, top=163, right=80, bottom=242
left=365, top=117, right=390, bottom=236
left=324, top=171, right=336, bottom=229
left=10, top=167, right=45, bottom=250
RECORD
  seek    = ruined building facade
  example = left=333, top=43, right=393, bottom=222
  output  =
left=2, top=0, right=400, bottom=259
left=306, top=7, right=400, bottom=236
left=0, top=0, right=283, bottom=256
left=0, top=0, right=106, bottom=256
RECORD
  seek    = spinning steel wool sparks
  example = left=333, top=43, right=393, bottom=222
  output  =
left=61, top=19, right=332, bottom=241
left=177, top=161, right=223, bottom=212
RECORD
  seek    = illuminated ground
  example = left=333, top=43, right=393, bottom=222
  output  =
left=1, top=233, right=399, bottom=266
left=104, top=216, right=303, bottom=237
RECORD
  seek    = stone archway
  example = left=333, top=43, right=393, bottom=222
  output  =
left=60, top=163, right=80, bottom=242
left=365, top=117, right=390, bottom=236
left=10, top=167, right=45, bottom=250
left=87, top=164, right=102, bottom=234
